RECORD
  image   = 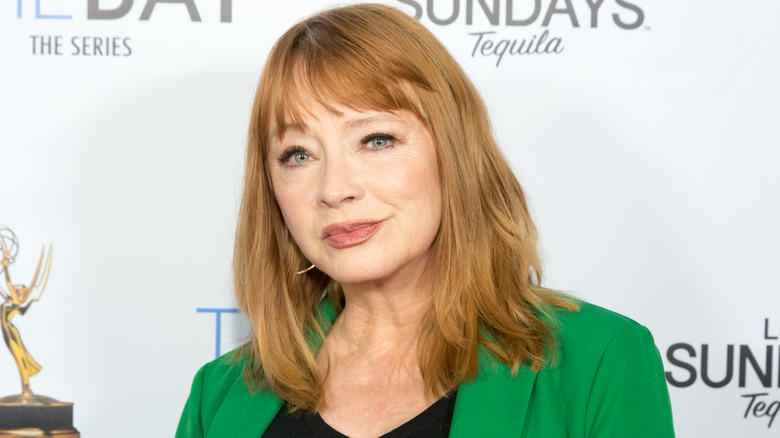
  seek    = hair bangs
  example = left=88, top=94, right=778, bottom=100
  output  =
left=265, top=14, right=436, bottom=143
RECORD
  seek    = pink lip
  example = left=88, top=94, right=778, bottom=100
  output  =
left=322, top=220, right=383, bottom=249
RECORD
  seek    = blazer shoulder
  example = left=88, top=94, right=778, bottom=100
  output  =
left=547, top=299, right=649, bottom=351
left=202, top=345, right=249, bottom=381
left=540, top=298, right=663, bottom=382
left=199, top=345, right=251, bottom=406
left=530, top=300, right=674, bottom=436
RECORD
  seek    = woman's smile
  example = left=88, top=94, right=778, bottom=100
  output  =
left=321, top=220, right=384, bottom=249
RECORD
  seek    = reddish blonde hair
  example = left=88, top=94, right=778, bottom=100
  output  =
left=233, top=3, right=576, bottom=410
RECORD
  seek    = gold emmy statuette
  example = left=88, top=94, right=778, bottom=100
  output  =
left=0, top=226, right=78, bottom=437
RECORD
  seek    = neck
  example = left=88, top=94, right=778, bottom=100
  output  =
left=329, top=265, right=434, bottom=356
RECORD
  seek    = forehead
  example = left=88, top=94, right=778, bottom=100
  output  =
left=263, top=59, right=428, bottom=144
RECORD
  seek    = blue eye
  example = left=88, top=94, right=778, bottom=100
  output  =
left=278, top=146, right=311, bottom=166
left=293, top=152, right=310, bottom=163
left=369, top=138, right=388, bottom=148
left=363, top=133, right=396, bottom=149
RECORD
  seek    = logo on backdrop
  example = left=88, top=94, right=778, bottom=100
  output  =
left=398, top=0, right=646, bottom=66
left=665, top=318, right=780, bottom=429
left=15, top=0, right=233, bottom=57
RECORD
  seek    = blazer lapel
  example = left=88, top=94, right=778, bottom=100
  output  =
left=449, top=349, right=538, bottom=437
left=207, top=299, right=340, bottom=438
left=207, top=378, right=283, bottom=438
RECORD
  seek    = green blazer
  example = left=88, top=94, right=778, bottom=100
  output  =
left=176, top=301, right=674, bottom=437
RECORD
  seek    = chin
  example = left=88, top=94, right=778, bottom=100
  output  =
left=323, top=264, right=394, bottom=286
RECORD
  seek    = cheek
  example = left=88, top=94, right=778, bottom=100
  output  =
left=374, top=160, right=441, bottom=216
left=274, top=188, right=316, bottom=256
left=371, top=145, right=440, bottom=196
left=271, top=163, right=316, bottom=209
left=403, top=151, right=442, bottom=206
left=271, top=175, right=311, bottom=236
left=272, top=180, right=294, bottom=219
left=274, top=191, right=295, bottom=226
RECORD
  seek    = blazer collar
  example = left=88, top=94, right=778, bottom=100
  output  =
left=207, top=299, right=537, bottom=437
left=207, top=374, right=283, bottom=438
left=207, top=300, right=338, bottom=438
left=449, top=349, right=538, bottom=437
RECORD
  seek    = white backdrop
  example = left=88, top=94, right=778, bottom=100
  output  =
left=1, top=0, right=778, bottom=436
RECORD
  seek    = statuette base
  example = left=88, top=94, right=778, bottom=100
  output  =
left=0, top=395, right=78, bottom=437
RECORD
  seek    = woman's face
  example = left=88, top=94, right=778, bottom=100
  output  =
left=268, top=102, right=442, bottom=289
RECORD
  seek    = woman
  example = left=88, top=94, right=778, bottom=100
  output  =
left=177, top=4, right=674, bottom=437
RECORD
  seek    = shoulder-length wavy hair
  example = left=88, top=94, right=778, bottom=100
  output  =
left=234, top=3, right=576, bottom=411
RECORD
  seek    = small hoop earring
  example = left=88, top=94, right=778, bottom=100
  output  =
left=296, top=264, right=316, bottom=275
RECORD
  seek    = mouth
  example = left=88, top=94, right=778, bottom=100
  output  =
left=321, top=220, right=383, bottom=249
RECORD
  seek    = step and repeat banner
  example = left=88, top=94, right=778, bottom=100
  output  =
left=1, top=0, right=778, bottom=436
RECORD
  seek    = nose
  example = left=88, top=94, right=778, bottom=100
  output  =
left=316, top=154, right=365, bottom=208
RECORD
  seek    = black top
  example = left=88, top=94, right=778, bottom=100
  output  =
left=262, top=391, right=457, bottom=438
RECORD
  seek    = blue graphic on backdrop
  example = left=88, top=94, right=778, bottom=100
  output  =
left=197, top=308, right=239, bottom=359
left=17, top=0, right=71, bottom=19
